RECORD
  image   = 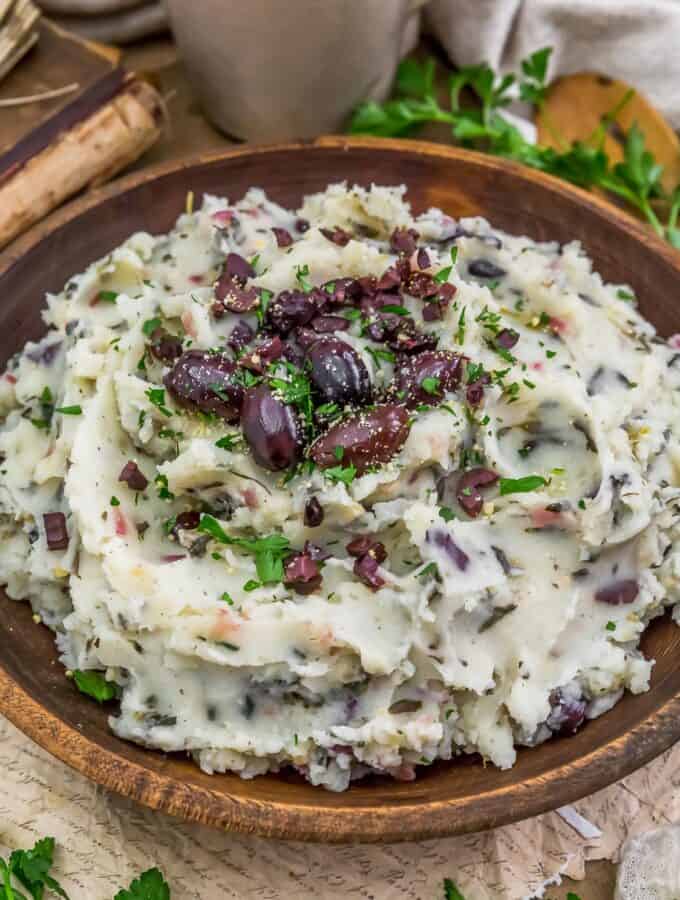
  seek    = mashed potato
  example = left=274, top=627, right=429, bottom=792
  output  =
left=1, top=183, right=679, bottom=791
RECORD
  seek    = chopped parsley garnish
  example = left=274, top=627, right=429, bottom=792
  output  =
left=73, top=669, right=119, bottom=703
left=578, top=498, right=586, bottom=510
left=268, top=361, right=314, bottom=429
left=324, top=463, right=357, bottom=485
left=438, top=506, right=455, bottom=522
left=215, top=434, right=242, bottom=451
left=146, top=387, right=172, bottom=417
left=110, top=496, right=120, bottom=506
left=466, top=361, right=485, bottom=383
left=343, top=308, right=363, bottom=320
left=315, top=402, right=340, bottom=418
left=617, top=288, right=635, bottom=302
left=55, top=405, right=82, bottom=415
left=435, top=245, right=458, bottom=282
left=198, top=514, right=291, bottom=584
left=366, top=347, right=396, bottom=368
left=418, top=561, right=439, bottom=581
left=476, top=305, right=502, bottom=333
left=218, top=641, right=239, bottom=651
left=137, top=351, right=147, bottom=372
left=257, top=288, right=274, bottom=325
left=294, top=263, right=313, bottom=292
left=498, top=475, right=547, bottom=495
left=243, top=579, right=261, bottom=592
left=41, top=386, right=53, bottom=404
left=154, top=473, right=175, bottom=500
left=142, top=316, right=162, bottom=336
left=98, top=290, right=118, bottom=303
left=455, top=306, right=466, bottom=344
left=546, top=349, right=557, bottom=358
left=220, top=592, right=234, bottom=605
left=421, top=376, right=440, bottom=395
left=606, top=620, right=616, bottom=631
left=380, top=304, right=410, bottom=316
left=334, top=445, right=344, bottom=461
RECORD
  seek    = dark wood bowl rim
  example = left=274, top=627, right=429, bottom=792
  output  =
left=1, top=136, right=679, bottom=843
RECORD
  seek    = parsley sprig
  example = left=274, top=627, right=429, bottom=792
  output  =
left=349, top=49, right=680, bottom=247
left=198, top=514, right=290, bottom=584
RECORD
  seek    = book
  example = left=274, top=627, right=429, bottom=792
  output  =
left=0, top=18, right=162, bottom=249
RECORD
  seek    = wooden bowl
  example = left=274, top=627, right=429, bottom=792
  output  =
left=1, top=137, right=679, bottom=843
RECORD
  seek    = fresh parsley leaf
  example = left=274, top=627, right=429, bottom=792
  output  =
left=6, top=836, right=69, bottom=900
left=145, top=387, right=172, bottom=418
left=616, top=288, right=635, bottom=302
left=197, top=515, right=291, bottom=584
left=215, top=434, right=241, bottom=451
left=142, top=317, right=162, bottom=336
left=455, top=306, right=466, bottom=344
left=257, top=288, right=274, bottom=326
left=324, top=463, right=357, bottom=485
left=379, top=304, right=409, bottom=316
left=243, top=579, right=261, bottom=592
left=110, top=496, right=120, bottom=506
left=114, top=867, right=170, bottom=900
left=417, top=561, right=439, bottom=581
left=566, top=894, right=582, bottom=900
left=606, top=621, right=616, bottom=631
left=97, top=290, right=118, bottom=303
left=220, top=592, right=234, bottom=605
left=40, top=386, right=53, bottom=404
left=421, top=376, right=440, bottom=395
left=73, top=670, right=119, bottom=703
left=55, top=405, right=82, bottom=416
left=154, top=473, right=175, bottom=501
left=443, top=877, right=466, bottom=900
left=519, top=47, right=552, bottom=107
left=439, top=506, right=455, bottom=522
left=498, top=475, right=547, bottom=495
left=294, top=263, right=313, bottom=293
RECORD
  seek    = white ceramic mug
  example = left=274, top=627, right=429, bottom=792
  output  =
left=166, top=0, right=424, bottom=141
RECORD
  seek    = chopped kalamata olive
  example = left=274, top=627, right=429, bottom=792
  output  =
left=394, top=350, right=463, bottom=407
left=284, top=551, right=322, bottom=594
left=356, top=275, right=377, bottom=298
left=547, top=688, right=587, bottom=735
left=430, top=529, right=469, bottom=571
left=227, top=320, right=255, bottom=352
left=457, top=467, right=499, bottom=517
left=148, top=329, right=183, bottom=363
left=406, top=271, right=439, bottom=298
left=304, top=496, right=324, bottom=527
left=320, top=277, right=362, bottom=307
left=353, top=553, right=385, bottom=590
left=346, top=535, right=387, bottom=563
left=272, top=227, right=293, bottom=248
left=241, top=385, right=303, bottom=471
left=416, top=248, right=430, bottom=269
left=265, top=290, right=317, bottom=335
left=390, top=227, right=419, bottom=255
left=307, top=337, right=372, bottom=406
left=594, top=579, right=639, bottom=605
left=320, top=226, right=352, bottom=246
left=26, top=339, right=62, bottom=365
left=118, top=460, right=149, bottom=492
left=174, top=510, right=201, bottom=531
left=496, top=328, right=519, bottom=350
left=310, top=403, right=410, bottom=474
left=303, top=540, right=330, bottom=561
left=225, top=252, right=255, bottom=283
left=164, top=350, right=243, bottom=421
left=466, top=377, right=488, bottom=407
left=386, top=319, right=438, bottom=354
left=310, top=315, right=350, bottom=334
left=295, top=217, right=309, bottom=233
left=238, top=336, right=284, bottom=373
left=43, top=512, right=68, bottom=551
left=467, top=258, right=507, bottom=279
left=491, top=545, right=512, bottom=575
left=214, top=273, right=259, bottom=313
left=376, top=266, right=402, bottom=292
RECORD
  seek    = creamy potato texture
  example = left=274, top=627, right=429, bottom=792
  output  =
left=1, top=183, right=679, bottom=791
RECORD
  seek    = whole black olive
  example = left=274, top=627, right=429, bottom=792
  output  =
left=163, top=350, right=243, bottom=421
left=307, top=337, right=371, bottom=407
left=241, top=385, right=303, bottom=471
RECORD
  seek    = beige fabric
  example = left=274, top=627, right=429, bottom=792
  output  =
left=0, top=713, right=678, bottom=900
left=426, top=0, right=680, bottom=130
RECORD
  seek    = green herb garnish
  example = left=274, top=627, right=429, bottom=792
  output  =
left=114, top=867, right=171, bottom=900
left=498, top=475, right=547, bottom=495
left=324, top=463, right=357, bottom=485
left=421, top=376, right=440, bottom=395
left=55, top=405, right=82, bottom=416
left=443, top=877, right=466, bottom=900
left=294, top=263, right=313, bottom=292
left=198, top=515, right=290, bottom=584
left=0, top=836, right=70, bottom=900
left=142, top=317, right=162, bottom=336
left=73, top=670, right=119, bottom=703
left=146, top=387, right=172, bottom=418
